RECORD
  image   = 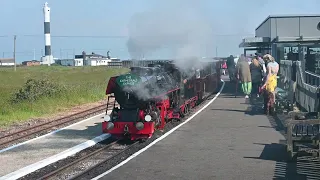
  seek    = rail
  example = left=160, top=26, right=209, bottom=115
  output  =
left=278, top=60, right=297, bottom=111
left=305, top=71, right=320, bottom=87
left=295, top=61, right=320, bottom=113
left=35, top=140, right=138, bottom=180
left=279, top=60, right=320, bottom=113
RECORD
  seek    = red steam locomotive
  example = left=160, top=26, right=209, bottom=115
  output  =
left=102, top=60, right=221, bottom=141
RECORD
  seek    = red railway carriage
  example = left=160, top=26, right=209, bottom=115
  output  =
left=102, top=60, right=221, bottom=141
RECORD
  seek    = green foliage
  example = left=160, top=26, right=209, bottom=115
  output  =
left=11, top=79, right=65, bottom=103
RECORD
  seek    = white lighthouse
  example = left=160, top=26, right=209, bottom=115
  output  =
left=41, top=2, right=54, bottom=66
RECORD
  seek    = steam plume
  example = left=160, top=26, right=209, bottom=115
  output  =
left=126, top=0, right=215, bottom=71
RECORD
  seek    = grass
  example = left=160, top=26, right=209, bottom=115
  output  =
left=0, top=65, right=129, bottom=128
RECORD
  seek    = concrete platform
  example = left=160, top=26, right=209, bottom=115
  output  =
left=97, top=82, right=318, bottom=180
left=0, top=112, right=107, bottom=178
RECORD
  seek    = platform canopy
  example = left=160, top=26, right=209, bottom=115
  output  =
left=239, top=37, right=271, bottom=48
left=275, top=36, right=320, bottom=43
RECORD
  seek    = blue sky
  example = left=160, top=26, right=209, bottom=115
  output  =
left=0, top=0, right=320, bottom=62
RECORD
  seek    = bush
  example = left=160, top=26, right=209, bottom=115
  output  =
left=11, top=78, right=65, bottom=103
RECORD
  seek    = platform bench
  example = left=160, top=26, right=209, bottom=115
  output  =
left=285, top=111, right=320, bottom=161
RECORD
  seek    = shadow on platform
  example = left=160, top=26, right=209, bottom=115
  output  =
left=220, top=80, right=245, bottom=98
left=220, top=80, right=320, bottom=179
left=244, top=142, right=320, bottom=180
left=243, top=112, right=319, bottom=179
left=210, top=96, right=265, bottom=116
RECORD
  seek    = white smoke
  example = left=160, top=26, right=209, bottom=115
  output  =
left=126, top=0, right=215, bottom=77
left=122, top=74, right=172, bottom=101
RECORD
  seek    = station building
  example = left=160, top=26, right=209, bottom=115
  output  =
left=239, top=14, right=320, bottom=74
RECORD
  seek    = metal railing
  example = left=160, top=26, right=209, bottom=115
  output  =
left=107, top=62, right=123, bottom=68
left=278, top=60, right=297, bottom=110
left=295, top=61, right=320, bottom=112
left=305, top=71, right=320, bottom=87
left=279, top=60, right=320, bottom=113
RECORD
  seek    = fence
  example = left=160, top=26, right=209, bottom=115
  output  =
left=305, top=71, right=320, bottom=86
left=278, top=60, right=296, bottom=111
left=107, top=61, right=123, bottom=68
left=279, top=60, right=320, bottom=113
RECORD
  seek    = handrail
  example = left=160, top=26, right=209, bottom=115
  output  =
left=279, top=60, right=320, bottom=113
left=305, top=70, right=320, bottom=87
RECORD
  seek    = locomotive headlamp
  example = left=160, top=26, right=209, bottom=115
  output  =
left=107, top=122, right=114, bottom=130
left=104, top=115, right=111, bottom=122
left=136, top=122, right=144, bottom=130
left=144, top=115, right=152, bottom=122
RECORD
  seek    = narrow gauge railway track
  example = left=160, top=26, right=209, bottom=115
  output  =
left=69, top=92, right=219, bottom=180
left=19, top=90, right=220, bottom=180
left=0, top=103, right=113, bottom=149
left=36, top=140, right=138, bottom=180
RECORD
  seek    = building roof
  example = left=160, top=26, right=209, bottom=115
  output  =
left=256, top=14, right=320, bottom=31
left=22, top=60, right=40, bottom=62
left=0, top=58, right=14, bottom=63
left=59, top=59, right=74, bottom=61
left=75, top=53, right=107, bottom=59
left=87, top=53, right=106, bottom=58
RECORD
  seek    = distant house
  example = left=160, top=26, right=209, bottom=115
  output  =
left=84, top=52, right=110, bottom=66
left=22, top=60, right=41, bottom=66
left=0, top=58, right=15, bottom=66
left=86, top=58, right=110, bottom=66
left=57, top=52, right=120, bottom=67
left=74, top=57, right=83, bottom=66
left=60, top=59, right=75, bottom=66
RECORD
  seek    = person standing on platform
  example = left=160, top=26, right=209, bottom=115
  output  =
left=255, top=53, right=267, bottom=76
left=250, top=57, right=263, bottom=98
left=226, top=55, right=236, bottom=82
left=261, top=54, right=279, bottom=114
left=236, top=55, right=252, bottom=98
left=221, top=60, right=227, bottom=75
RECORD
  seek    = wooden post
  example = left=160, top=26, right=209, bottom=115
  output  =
left=13, top=35, right=16, bottom=71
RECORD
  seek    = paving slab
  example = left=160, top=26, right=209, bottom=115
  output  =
left=99, top=82, right=294, bottom=180
left=0, top=112, right=106, bottom=177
